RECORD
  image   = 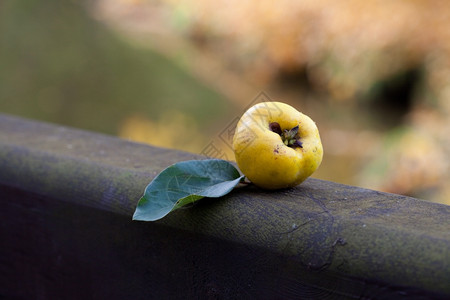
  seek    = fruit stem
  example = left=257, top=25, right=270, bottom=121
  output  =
left=238, top=177, right=252, bottom=186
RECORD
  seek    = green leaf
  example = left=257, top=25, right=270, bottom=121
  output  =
left=132, top=159, right=244, bottom=221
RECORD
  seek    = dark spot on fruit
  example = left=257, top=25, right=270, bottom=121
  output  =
left=292, top=140, right=303, bottom=148
left=269, top=122, right=282, bottom=135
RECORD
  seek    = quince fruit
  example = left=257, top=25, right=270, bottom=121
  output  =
left=233, top=102, right=323, bottom=189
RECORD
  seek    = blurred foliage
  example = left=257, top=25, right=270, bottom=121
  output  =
left=1, top=0, right=449, bottom=204
left=0, top=0, right=233, bottom=147
left=160, top=0, right=449, bottom=101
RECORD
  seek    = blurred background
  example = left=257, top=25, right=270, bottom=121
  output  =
left=1, top=0, right=449, bottom=204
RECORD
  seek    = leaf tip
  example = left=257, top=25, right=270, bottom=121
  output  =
left=132, top=212, right=140, bottom=221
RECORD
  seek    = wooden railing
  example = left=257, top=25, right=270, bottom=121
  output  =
left=0, top=114, right=449, bottom=299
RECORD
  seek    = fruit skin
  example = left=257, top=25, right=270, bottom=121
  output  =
left=233, top=102, right=323, bottom=190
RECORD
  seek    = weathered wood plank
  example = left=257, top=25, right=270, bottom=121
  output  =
left=0, top=113, right=449, bottom=299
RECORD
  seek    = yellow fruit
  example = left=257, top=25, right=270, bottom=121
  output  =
left=233, top=102, right=323, bottom=189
